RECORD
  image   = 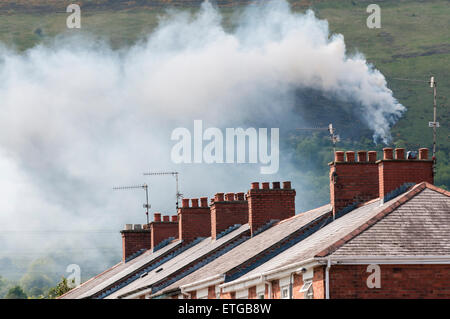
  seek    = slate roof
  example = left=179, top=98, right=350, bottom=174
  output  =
left=59, top=239, right=182, bottom=299
left=228, top=183, right=450, bottom=281
left=107, top=224, right=251, bottom=299
left=152, top=204, right=332, bottom=297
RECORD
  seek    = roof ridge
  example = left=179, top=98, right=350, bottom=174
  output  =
left=315, top=182, right=436, bottom=258
left=275, top=204, right=331, bottom=226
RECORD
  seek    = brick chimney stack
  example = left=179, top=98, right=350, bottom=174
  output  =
left=120, top=224, right=151, bottom=262
left=247, top=181, right=296, bottom=236
left=330, top=150, right=379, bottom=216
left=149, top=213, right=178, bottom=250
left=378, top=147, right=433, bottom=198
left=210, top=192, right=248, bottom=240
left=178, top=197, right=211, bottom=243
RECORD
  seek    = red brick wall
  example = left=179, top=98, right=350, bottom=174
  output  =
left=178, top=206, right=211, bottom=242
left=248, top=286, right=257, bottom=299
left=292, top=274, right=304, bottom=299
left=150, top=221, right=178, bottom=249
left=120, top=230, right=151, bottom=262
left=211, top=198, right=248, bottom=239
left=378, top=160, right=433, bottom=198
left=208, top=286, right=216, bottom=299
left=313, top=266, right=325, bottom=299
left=247, top=182, right=296, bottom=235
left=271, top=280, right=280, bottom=299
left=330, top=162, right=379, bottom=215
left=330, top=264, right=450, bottom=299
left=221, top=291, right=235, bottom=299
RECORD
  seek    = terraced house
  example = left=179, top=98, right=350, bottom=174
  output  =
left=60, top=147, right=450, bottom=299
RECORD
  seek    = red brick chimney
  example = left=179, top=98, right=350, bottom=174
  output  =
left=210, top=192, right=248, bottom=240
left=178, top=197, right=211, bottom=243
left=149, top=213, right=178, bottom=250
left=247, top=181, right=296, bottom=236
left=120, top=224, right=151, bottom=262
left=378, top=147, right=433, bottom=198
left=329, top=150, right=379, bottom=216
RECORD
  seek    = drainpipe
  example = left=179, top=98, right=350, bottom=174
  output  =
left=325, top=257, right=331, bottom=299
left=289, top=272, right=295, bottom=299
left=180, top=287, right=190, bottom=299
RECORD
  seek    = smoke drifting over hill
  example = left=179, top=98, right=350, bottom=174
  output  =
left=0, top=1, right=404, bottom=276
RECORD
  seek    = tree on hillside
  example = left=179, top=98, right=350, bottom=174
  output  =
left=46, top=277, right=74, bottom=299
left=5, top=286, right=28, bottom=299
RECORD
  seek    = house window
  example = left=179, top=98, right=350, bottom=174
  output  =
left=299, top=280, right=313, bottom=299
left=281, top=286, right=290, bottom=299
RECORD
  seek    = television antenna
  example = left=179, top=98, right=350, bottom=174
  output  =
left=429, top=76, right=439, bottom=177
left=113, top=184, right=150, bottom=224
left=143, top=172, right=182, bottom=210
left=296, top=123, right=340, bottom=155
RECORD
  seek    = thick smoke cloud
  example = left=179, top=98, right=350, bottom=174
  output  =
left=0, top=1, right=404, bottom=272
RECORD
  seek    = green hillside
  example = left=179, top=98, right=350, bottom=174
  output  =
left=0, top=0, right=447, bottom=191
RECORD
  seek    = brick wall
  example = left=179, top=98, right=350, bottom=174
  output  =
left=120, top=229, right=151, bottom=262
left=178, top=198, right=211, bottom=242
left=151, top=220, right=178, bottom=249
left=378, top=161, right=433, bottom=198
left=248, top=286, right=257, bottom=299
left=211, top=192, right=248, bottom=239
left=330, top=150, right=379, bottom=215
left=247, top=182, right=296, bottom=236
left=329, top=264, right=450, bottom=299
left=208, top=286, right=216, bottom=299
left=221, top=291, right=235, bottom=299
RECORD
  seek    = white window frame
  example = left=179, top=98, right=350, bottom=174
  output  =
left=299, top=280, right=313, bottom=299
left=196, top=287, right=208, bottom=299
left=235, top=289, right=249, bottom=299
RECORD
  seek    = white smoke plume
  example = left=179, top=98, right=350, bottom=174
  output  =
left=0, top=1, right=404, bottom=273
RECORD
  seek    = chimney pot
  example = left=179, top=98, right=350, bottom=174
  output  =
left=171, top=215, right=178, bottom=222
left=154, top=213, right=161, bottom=222
left=262, top=182, right=270, bottom=190
left=357, top=151, right=367, bottom=162
left=133, top=224, right=142, bottom=230
left=215, top=193, right=224, bottom=202
left=182, top=198, right=190, bottom=208
left=419, top=148, right=429, bottom=160
left=191, top=198, right=199, bottom=207
left=200, top=197, right=208, bottom=207
left=368, top=151, right=377, bottom=162
left=383, top=148, right=394, bottom=160
left=335, top=151, right=345, bottom=162
left=163, top=215, right=170, bottom=222
left=251, top=182, right=259, bottom=190
left=282, top=181, right=291, bottom=189
left=235, top=192, right=245, bottom=201
left=225, top=193, right=235, bottom=201
left=272, top=182, right=280, bottom=189
left=395, top=148, right=405, bottom=160
left=346, top=151, right=355, bottom=162
left=125, top=224, right=133, bottom=230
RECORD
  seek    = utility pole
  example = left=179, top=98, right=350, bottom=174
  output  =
left=429, top=76, right=439, bottom=177
left=113, top=184, right=150, bottom=224
left=143, top=172, right=182, bottom=210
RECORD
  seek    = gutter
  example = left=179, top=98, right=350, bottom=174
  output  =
left=316, top=255, right=450, bottom=265
left=220, top=258, right=315, bottom=293
left=179, top=274, right=225, bottom=293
